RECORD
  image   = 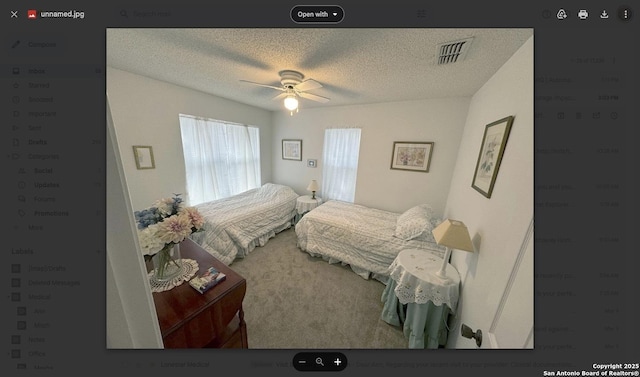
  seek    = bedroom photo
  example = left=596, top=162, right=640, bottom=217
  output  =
left=106, top=28, right=533, bottom=350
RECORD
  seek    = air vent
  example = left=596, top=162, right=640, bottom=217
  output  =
left=437, top=37, right=474, bottom=65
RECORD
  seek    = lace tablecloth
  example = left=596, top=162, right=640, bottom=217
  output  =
left=148, top=258, right=199, bottom=293
left=387, top=249, right=461, bottom=313
left=296, top=196, right=323, bottom=215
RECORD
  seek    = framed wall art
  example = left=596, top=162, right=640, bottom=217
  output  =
left=132, top=145, right=155, bottom=170
left=282, top=139, right=302, bottom=161
left=471, top=116, right=514, bottom=198
left=390, top=141, right=434, bottom=172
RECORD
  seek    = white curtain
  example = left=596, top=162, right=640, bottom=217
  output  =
left=322, top=128, right=361, bottom=202
left=179, top=114, right=261, bottom=205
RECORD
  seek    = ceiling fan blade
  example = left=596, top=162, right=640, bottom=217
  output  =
left=239, top=80, right=284, bottom=91
left=294, top=79, right=323, bottom=92
left=298, top=91, right=330, bottom=103
left=272, top=92, right=288, bottom=101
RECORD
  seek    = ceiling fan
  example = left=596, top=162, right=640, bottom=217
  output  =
left=240, top=70, right=330, bottom=115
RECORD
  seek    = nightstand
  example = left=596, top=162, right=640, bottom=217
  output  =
left=381, top=249, right=460, bottom=349
left=294, top=195, right=323, bottom=223
left=149, top=238, right=248, bottom=348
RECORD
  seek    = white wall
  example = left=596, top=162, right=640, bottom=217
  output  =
left=106, top=99, right=163, bottom=348
left=444, top=36, right=534, bottom=348
left=108, top=67, right=472, bottom=217
left=106, top=67, right=273, bottom=210
left=272, top=98, right=471, bottom=215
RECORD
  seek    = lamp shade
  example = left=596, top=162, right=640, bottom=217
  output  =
left=307, top=180, right=319, bottom=192
left=432, top=219, right=474, bottom=252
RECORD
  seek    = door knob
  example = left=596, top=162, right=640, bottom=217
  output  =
left=461, top=324, right=482, bottom=347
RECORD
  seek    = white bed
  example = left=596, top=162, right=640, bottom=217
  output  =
left=295, top=200, right=446, bottom=283
left=189, top=183, right=299, bottom=265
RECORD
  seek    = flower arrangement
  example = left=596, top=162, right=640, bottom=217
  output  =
left=479, top=137, right=499, bottom=175
left=134, top=194, right=204, bottom=278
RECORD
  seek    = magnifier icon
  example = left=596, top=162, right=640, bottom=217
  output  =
left=120, top=9, right=128, bottom=17
left=315, top=357, right=324, bottom=367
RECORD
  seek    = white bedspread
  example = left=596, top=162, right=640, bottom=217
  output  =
left=190, top=183, right=299, bottom=265
left=295, top=200, right=445, bottom=283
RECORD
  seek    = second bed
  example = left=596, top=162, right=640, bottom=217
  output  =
left=295, top=200, right=446, bottom=283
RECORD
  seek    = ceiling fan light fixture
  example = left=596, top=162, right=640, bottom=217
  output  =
left=284, top=95, right=298, bottom=111
left=240, top=70, right=329, bottom=114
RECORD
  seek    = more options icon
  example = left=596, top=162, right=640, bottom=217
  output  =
left=618, top=6, right=633, bottom=21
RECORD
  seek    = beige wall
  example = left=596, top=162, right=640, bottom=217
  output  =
left=271, top=98, right=471, bottom=216
left=106, top=67, right=273, bottom=210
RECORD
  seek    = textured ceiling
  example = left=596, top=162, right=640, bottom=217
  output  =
left=106, top=28, right=532, bottom=112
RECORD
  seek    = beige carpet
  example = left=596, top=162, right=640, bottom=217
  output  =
left=229, top=227, right=409, bottom=349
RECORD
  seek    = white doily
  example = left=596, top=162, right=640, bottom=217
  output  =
left=296, top=196, right=323, bottom=214
left=387, top=250, right=460, bottom=312
left=148, top=258, right=199, bottom=293
left=390, top=267, right=458, bottom=311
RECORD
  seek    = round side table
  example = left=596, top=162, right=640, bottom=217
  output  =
left=381, top=249, right=461, bottom=348
left=295, top=195, right=323, bottom=223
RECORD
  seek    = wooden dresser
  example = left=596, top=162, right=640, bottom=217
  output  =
left=149, top=238, right=248, bottom=348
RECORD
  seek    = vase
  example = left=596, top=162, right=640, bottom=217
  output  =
left=152, top=242, right=183, bottom=281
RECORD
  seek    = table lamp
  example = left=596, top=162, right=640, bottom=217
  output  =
left=307, top=180, right=319, bottom=199
left=431, top=219, right=474, bottom=280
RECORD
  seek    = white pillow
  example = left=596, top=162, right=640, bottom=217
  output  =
left=394, top=204, right=436, bottom=241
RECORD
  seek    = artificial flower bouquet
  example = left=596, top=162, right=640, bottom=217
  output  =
left=134, top=194, right=204, bottom=277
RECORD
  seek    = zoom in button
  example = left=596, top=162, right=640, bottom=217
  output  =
left=291, top=6, right=344, bottom=23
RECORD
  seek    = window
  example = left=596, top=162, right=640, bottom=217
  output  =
left=321, top=128, right=361, bottom=202
left=179, top=114, right=261, bottom=205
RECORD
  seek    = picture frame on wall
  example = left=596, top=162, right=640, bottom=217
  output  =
left=390, top=141, right=434, bottom=172
left=282, top=139, right=302, bottom=161
left=132, top=145, right=155, bottom=169
left=471, top=115, right=515, bottom=198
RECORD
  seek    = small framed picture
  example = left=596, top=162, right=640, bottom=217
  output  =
left=132, top=145, right=155, bottom=169
left=307, top=159, right=317, bottom=168
left=390, top=141, right=434, bottom=172
left=282, top=139, right=302, bottom=161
